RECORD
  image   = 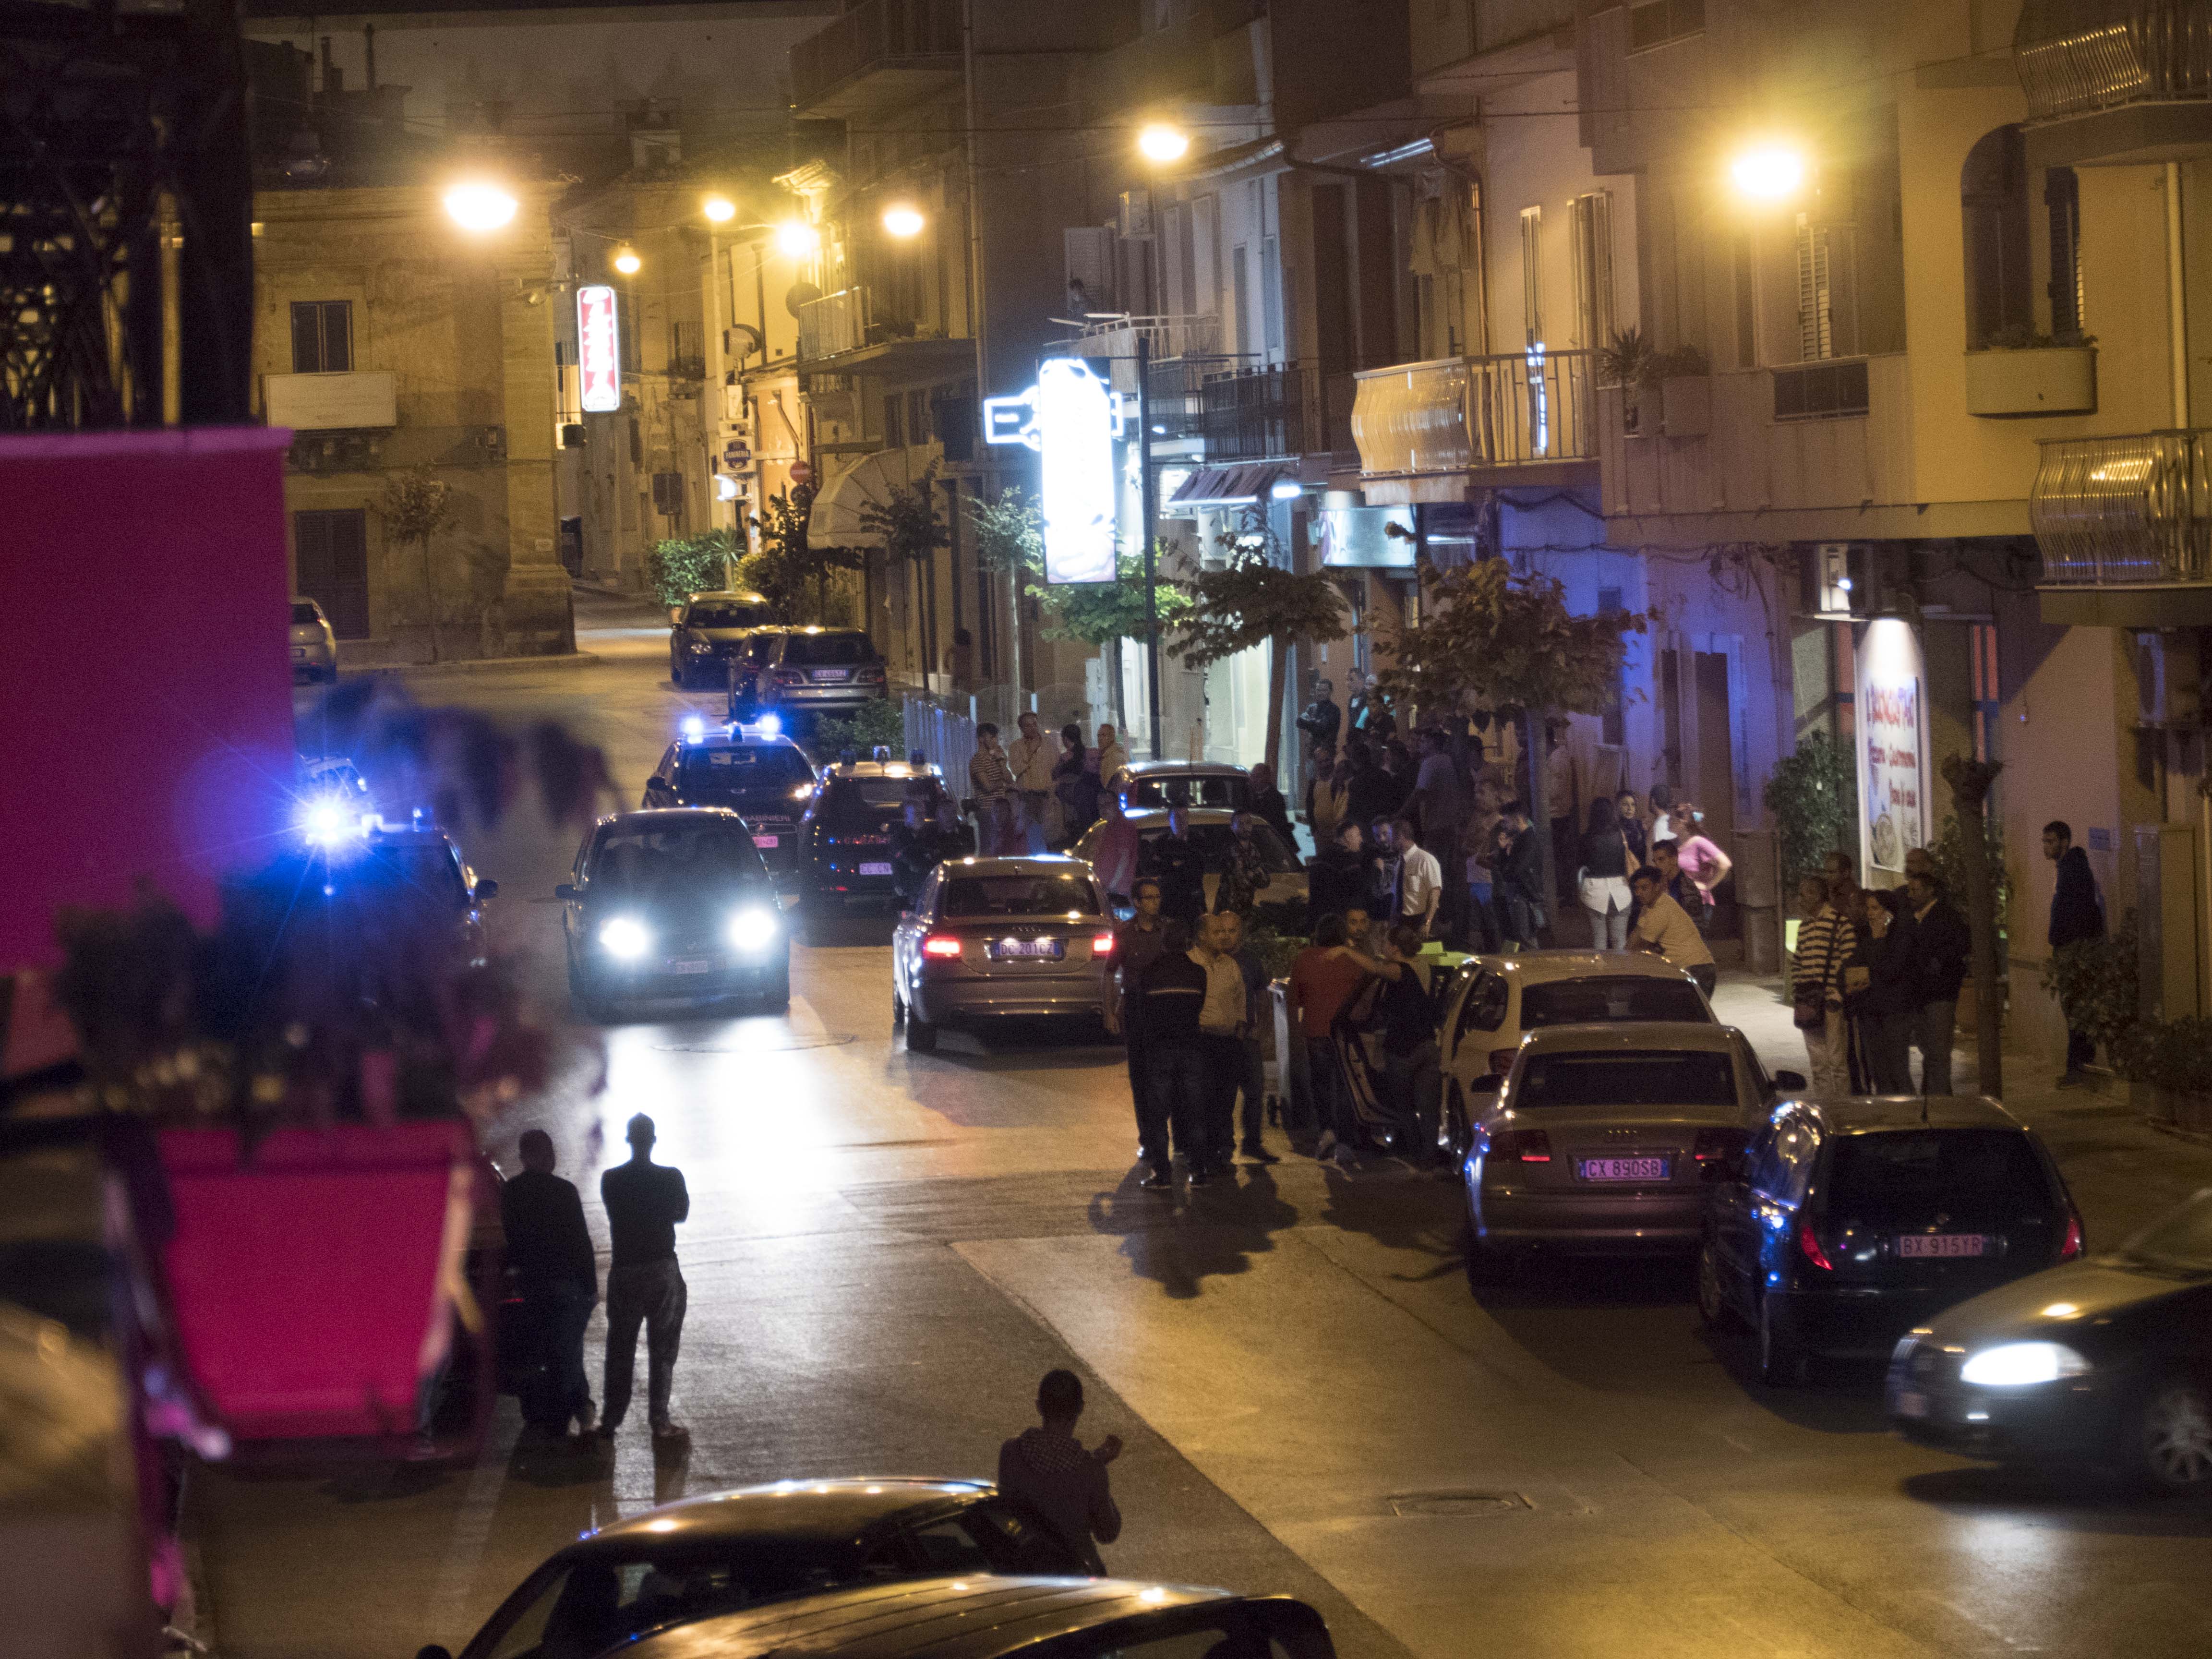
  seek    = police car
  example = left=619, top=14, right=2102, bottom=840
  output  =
left=642, top=716, right=817, bottom=878
left=800, top=753, right=971, bottom=913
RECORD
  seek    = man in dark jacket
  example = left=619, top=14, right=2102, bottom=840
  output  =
left=1140, top=805, right=1209, bottom=927
left=1309, top=818, right=1369, bottom=925
left=1112, top=878, right=1175, bottom=1184
left=1295, top=679, right=1342, bottom=751
left=1246, top=762, right=1298, bottom=851
left=1138, top=918, right=1206, bottom=1187
left=1493, top=803, right=1546, bottom=946
left=890, top=799, right=949, bottom=910
left=501, top=1131, right=598, bottom=1438
left=998, top=1370, right=1122, bottom=1574
left=1899, top=871, right=1970, bottom=1095
left=2045, top=819, right=2104, bottom=1084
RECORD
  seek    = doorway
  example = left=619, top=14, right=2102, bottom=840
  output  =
left=1694, top=649, right=1737, bottom=935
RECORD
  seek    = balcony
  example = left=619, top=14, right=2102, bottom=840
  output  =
left=795, top=285, right=975, bottom=373
left=2032, top=430, right=2212, bottom=624
left=2015, top=0, right=2212, bottom=163
left=789, top=0, right=962, bottom=117
left=1067, top=315, right=1221, bottom=396
left=1351, top=349, right=1597, bottom=502
left=1196, top=362, right=1358, bottom=460
left=264, top=370, right=396, bottom=431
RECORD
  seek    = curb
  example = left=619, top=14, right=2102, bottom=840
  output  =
left=337, top=651, right=601, bottom=680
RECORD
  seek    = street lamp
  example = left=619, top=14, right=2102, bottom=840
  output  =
left=702, top=194, right=737, bottom=223
left=444, top=181, right=517, bottom=232
left=882, top=204, right=925, bottom=239
left=1729, top=144, right=1806, bottom=202
left=612, top=244, right=642, bottom=275
left=1137, top=123, right=1190, bottom=164
left=774, top=220, right=819, bottom=258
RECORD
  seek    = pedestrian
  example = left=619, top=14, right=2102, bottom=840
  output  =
left=1672, top=804, right=1734, bottom=921
left=1840, top=885, right=1914, bottom=1093
left=1576, top=796, right=1635, bottom=950
left=2044, top=819, right=2105, bottom=1086
left=1246, top=762, right=1297, bottom=850
left=969, top=723, right=1015, bottom=857
left=891, top=798, right=949, bottom=911
left=998, top=1370, right=1123, bottom=1575
left=947, top=626, right=975, bottom=690
left=1344, top=737, right=1395, bottom=832
left=1095, top=723, right=1130, bottom=801
left=1296, top=677, right=1343, bottom=756
left=1790, top=874, right=1852, bottom=1095
left=1348, top=922, right=1443, bottom=1165
left=1140, top=804, right=1208, bottom=926
left=1647, top=782, right=1677, bottom=845
left=1191, top=912, right=1251, bottom=1182
left=599, top=1113, right=689, bottom=1443
left=1368, top=816, right=1401, bottom=920
left=1627, top=864, right=1717, bottom=995
left=1381, top=739, right=1417, bottom=817
left=1053, top=721, right=1098, bottom=845
left=1138, top=917, right=1207, bottom=1189
left=1391, top=816, right=1443, bottom=940
left=1899, top=869, right=1969, bottom=1095
left=1111, top=878, right=1175, bottom=1184
left=501, top=1130, right=597, bottom=1440
left=1289, top=913, right=1370, bottom=1163
left=1343, top=903, right=1375, bottom=955
left=1821, top=846, right=1856, bottom=890
left=1407, top=728, right=1466, bottom=942
left=1214, top=810, right=1273, bottom=916
left=1648, top=839, right=1708, bottom=933
left=1309, top=817, right=1368, bottom=925
left=1616, top=790, right=1648, bottom=864
left=1009, top=711, right=1056, bottom=854
left=1346, top=668, right=1395, bottom=743
left=1307, top=744, right=1348, bottom=851
left=1493, top=802, right=1546, bottom=948
left=1090, top=792, right=1141, bottom=905
left=1463, top=782, right=1503, bottom=955
left=1214, top=909, right=1276, bottom=1163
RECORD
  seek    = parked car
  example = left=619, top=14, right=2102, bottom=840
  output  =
left=669, top=589, right=775, bottom=689
left=1069, top=807, right=1305, bottom=915
left=417, top=1480, right=1090, bottom=1659
left=723, top=626, right=797, bottom=715
left=1462, top=1022, right=1797, bottom=1280
left=289, top=597, right=337, bottom=682
left=801, top=759, right=971, bottom=914
left=1438, top=952, right=1715, bottom=1156
left=749, top=626, right=889, bottom=725
left=558, top=808, right=789, bottom=1018
left=1698, top=1095, right=2084, bottom=1386
left=1110, top=758, right=1251, bottom=812
left=1887, top=1186, right=2212, bottom=1492
left=642, top=720, right=817, bottom=878
left=559, top=1576, right=1337, bottom=1659
left=891, top=856, right=1114, bottom=1052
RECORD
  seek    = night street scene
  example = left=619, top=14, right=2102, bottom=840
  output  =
left=14, top=1, right=2212, bottom=1657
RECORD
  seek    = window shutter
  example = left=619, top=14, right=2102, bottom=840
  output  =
left=1519, top=207, right=1543, bottom=347
left=1795, top=213, right=1832, bottom=361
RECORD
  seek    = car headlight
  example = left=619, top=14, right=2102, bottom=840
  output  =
left=1959, top=1341, right=2090, bottom=1387
left=729, top=908, right=778, bottom=953
left=599, top=917, right=652, bottom=959
left=687, top=639, right=710, bottom=652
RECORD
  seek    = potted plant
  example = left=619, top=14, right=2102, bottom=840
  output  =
left=1596, top=327, right=1657, bottom=435
left=1963, top=325, right=2097, bottom=417
left=2118, top=1015, right=2212, bottom=1130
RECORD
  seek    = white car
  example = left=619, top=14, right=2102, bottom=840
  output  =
left=289, top=597, right=337, bottom=682
left=1436, top=951, right=1715, bottom=1159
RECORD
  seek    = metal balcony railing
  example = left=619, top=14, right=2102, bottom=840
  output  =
left=2015, top=0, right=2212, bottom=121
left=790, top=0, right=962, bottom=111
left=797, top=286, right=871, bottom=362
left=2032, top=431, right=2212, bottom=583
left=1196, top=362, right=1360, bottom=460
left=1351, top=347, right=1597, bottom=480
left=1068, top=314, right=1220, bottom=394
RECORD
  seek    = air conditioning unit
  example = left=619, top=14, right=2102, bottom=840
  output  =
left=2136, top=632, right=2202, bottom=727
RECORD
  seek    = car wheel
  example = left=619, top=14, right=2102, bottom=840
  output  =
left=891, top=986, right=906, bottom=1026
left=1758, top=1292, right=1806, bottom=1387
left=1462, top=1218, right=1510, bottom=1288
left=759, top=963, right=791, bottom=1014
left=2128, top=1375, right=2212, bottom=1494
left=906, top=1014, right=939, bottom=1054
left=671, top=654, right=685, bottom=687
left=1695, top=1237, right=1736, bottom=1330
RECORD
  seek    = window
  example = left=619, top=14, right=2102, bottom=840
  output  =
left=904, top=1518, right=994, bottom=1574
left=1512, top=1047, right=1738, bottom=1108
left=1961, top=126, right=2033, bottom=348
left=1518, top=207, right=1543, bottom=347
left=1454, top=970, right=1508, bottom=1042
left=293, top=509, right=369, bottom=639
left=1826, top=1130, right=2058, bottom=1228
left=651, top=471, right=686, bottom=518
left=908, top=387, right=930, bottom=444
left=1627, top=0, right=1704, bottom=50
left=1231, top=244, right=1251, bottom=357
left=684, top=600, right=770, bottom=628
left=1750, top=1114, right=1817, bottom=1204
left=587, top=820, right=766, bottom=889
left=1568, top=193, right=1614, bottom=350
left=678, top=746, right=816, bottom=791
left=2046, top=165, right=2083, bottom=339
left=1772, top=359, right=1869, bottom=420
left=1794, top=213, right=1833, bottom=361
left=884, top=393, right=904, bottom=447
left=289, top=300, right=352, bottom=373
left=782, top=631, right=879, bottom=666
left=939, top=874, right=1102, bottom=917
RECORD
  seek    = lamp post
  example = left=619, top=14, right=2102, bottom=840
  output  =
left=1136, top=333, right=1164, bottom=759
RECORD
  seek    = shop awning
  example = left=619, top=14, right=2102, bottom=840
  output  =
left=804, top=448, right=927, bottom=549
left=1166, top=462, right=1287, bottom=508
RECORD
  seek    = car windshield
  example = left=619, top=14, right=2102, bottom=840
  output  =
left=1519, top=976, right=1711, bottom=1028
left=686, top=602, right=768, bottom=629
left=1514, top=1050, right=1738, bottom=1108
left=941, top=874, right=1101, bottom=917
left=678, top=747, right=815, bottom=792
left=1138, top=821, right=1299, bottom=872
left=1127, top=772, right=1250, bottom=810
left=2120, top=1190, right=2212, bottom=1273
left=825, top=776, right=932, bottom=815
left=291, top=601, right=322, bottom=625
left=783, top=633, right=876, bottom=667
left=1823, top=1130, right=2057, bottom=1228
left=589, top=823, right=765, bottom=890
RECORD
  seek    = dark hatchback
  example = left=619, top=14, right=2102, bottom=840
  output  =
left=1697, top=1096, right=2082, bottom=1385
left=643, top=727, right=818, bottom=878
left=558, top=809, right=790, bottom=1018
left=670, top=589, right=774, bottom=689
left=1887, top=1187, right=2212, bottom=1492
left=801, top=762, right=971, bottom=913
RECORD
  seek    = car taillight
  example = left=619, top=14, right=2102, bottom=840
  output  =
left=1092, top=933, right=1116, bottom=955
left=773, top=670, right=806, bottom=685
left=922, top=936, right=963, bottom=959
left=1489, top=1128, right=1551, bottom=1164
left=2059, top=1212, right=2084, bottom=1260
left=857, top=665, right=886, bottom=683
left=1694, top=1127, right=1749, bottom=1163
left=1487, top=1047, right=1517, bottom=1076
left=1797, top=1220, right=1835, bottom=1272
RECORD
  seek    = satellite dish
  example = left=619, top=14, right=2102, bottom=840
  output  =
left=784, top=281, right=822, bottom=317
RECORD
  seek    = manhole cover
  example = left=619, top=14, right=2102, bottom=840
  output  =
left=1387, top=1491, right=1529, bottom=1518
left=652, top=1034, right=857, bottom=1054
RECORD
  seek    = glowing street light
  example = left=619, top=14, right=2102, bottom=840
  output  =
left=881, top=204, right=925, bottom=239
left=1137, top=123, right=1190, bottom=164
left=444, top=181, right=517, bottom=232
left=775, top=220, right=820, bottom=258
left=612, top=244, right=642, bottom=275
left=1730, top=144, right=1805, bottom=201
left=702, top=194, right=737, bottom=223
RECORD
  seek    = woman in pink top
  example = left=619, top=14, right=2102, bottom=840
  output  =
left=1670, top=802, right=1733, bottom=902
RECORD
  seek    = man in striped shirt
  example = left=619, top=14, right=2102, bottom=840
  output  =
left=968, top=723, right=1016, bottom=856
left=1791, top=874, right=1852, bottom=1094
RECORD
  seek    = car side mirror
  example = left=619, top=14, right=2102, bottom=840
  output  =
left=1771, top=1069, right=1807, bottom=1094
left=474, top=878, right=498, bottom=902
left=554, top=883, right=577, bottom=901
left=1467, top=1073, right=1502, bottom=1095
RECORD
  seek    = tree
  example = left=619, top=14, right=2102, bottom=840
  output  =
left=382, top=465, right=460, bottom=662
left=645, top=528, right=737, bottom=609
left=860, top=465, right=952, bottom=675
left=1942, top=753, right=2005, bottom=1098
left=1764, top=730, right=1859, bottom=890
left=744, top=483, right=816, bottom=623
left=1175, top=535, right=1348, bottom=772
left=1375, top=558, right=1645, bottom=902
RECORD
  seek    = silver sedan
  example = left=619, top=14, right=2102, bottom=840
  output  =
left=890, top=856, right=1114, bottom=1053
left=1462, top=1021, right=1803, bottom=1279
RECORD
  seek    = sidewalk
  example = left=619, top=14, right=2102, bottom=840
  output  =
left=339, top=651, right=600, bottom=679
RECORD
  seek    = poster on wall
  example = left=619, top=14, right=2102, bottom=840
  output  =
left=1855, top=617, right=1929, bottom=878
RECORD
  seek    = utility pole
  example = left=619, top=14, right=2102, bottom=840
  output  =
left=1138, top=333, right=1163, bottom=759
left=158, top=190, right=182, bottom=425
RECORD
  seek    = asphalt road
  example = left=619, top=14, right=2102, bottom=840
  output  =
left=191, top=589, right=2212, bottom=1659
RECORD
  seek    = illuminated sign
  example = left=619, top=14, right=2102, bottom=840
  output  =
left=983, top=357, right=1125, bottom=585
left=1856, top=618, right=1928, bottom=877
left=577, top=285, right=621, bottom=413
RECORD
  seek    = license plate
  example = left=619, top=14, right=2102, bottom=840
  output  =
left=753, top=834, right=778, bottom=848
left=1577, top=1157, right=1668, bottom=1182
left=859, top=860, right=894, bottom=877
left=1899, top=1233, right=1988, bottom=1258
left=992, top=937, right=1066, bottom=960
left=290, top=646, right=308, bottom=659
left=810, top=668, right=850, bottom=682
left=1895, top=1389, right=1930, bottom=1419
left=668, top=959, right=713, bottom=975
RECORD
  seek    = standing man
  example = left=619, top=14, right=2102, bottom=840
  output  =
left=968, top=723, right=1015, bottom=857
left=998, top=1370, right=1122, bottom=1575
left=1095, top=723, right=1130, bottom=801
left=1493, top=803, right=1545, bottom=947
left=1140, top=918, right=1208, bottom=1188
left=1649, top=840, right=1707, bottom=933
left=1191, top=913, right=1250, bottom=1183
left=1289, top=914, right=1370, bottom=1163
left=1089, top=792, right=1141, bottom=905
left=1628, top=866, right=1717, bottom=995
left=1391, top=817, right=1443, bottom=940
left=1346, top=923, right=1443, bottom=1165
left=1141, top=804, right=1208, bottom=927
left=1408, top=728, right=1467, bottom=942
left=1213, top=909, right=1276, bottom=1163
left=1900, top=869, right=1970, bottom=1095
left=2045, top=819, right=2105, bottom=1086
left=1009, top=711, right=1057, bottom=853
left=1296, top=677, right=1342, bottom=759
left=501, top=1130, right=597, bottom=1440
left=890, top=798, right=948, bottom=911
left=1246, top=762, right=1297, bottom=850
left=1112, top=877, right=1175, bottom=1185
left=599, top=1113, right=689, bottom=1443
